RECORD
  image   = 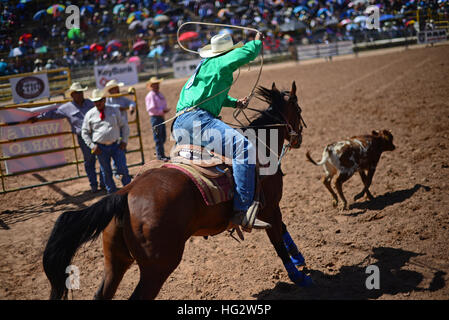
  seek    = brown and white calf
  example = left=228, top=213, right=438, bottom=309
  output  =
left=306, top=130, right=396, bottom=209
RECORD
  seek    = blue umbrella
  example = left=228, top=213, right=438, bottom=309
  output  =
left=293, top=6, right=309, bottom=14
left=113, top=4, right=125, bottom=15
left=147, top=45, right=164, bottom=58
left=33, top=9, right=47, bottom=21
left=219, top=28, right=233, bottom=35
left=317, top=8, right=329, bottom=17
left=346, top=23, right=359, bottom=31
left=77, top=45, right=90, bottom=53
left=9, top=47, right=25, bottom=57
left=380, top=14, right=395, bottom=21
left=99, top=27, right=112, bottom=35
left=354, top=16, right=367, bottom=24
left=81, top=5, right=94, bottom=15
left=0, top=61, right=7, bottom=73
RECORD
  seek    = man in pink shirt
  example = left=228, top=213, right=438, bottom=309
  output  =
left=145, top=76, right=170, bottom=160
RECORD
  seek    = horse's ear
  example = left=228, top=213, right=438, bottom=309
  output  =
left=290, top=81, right=297, bottom=96
left=272, top=82, right=277, bottom=91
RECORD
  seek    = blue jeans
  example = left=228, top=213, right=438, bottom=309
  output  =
left=173, top=108, right=255, bottom=211
left=150, top=116, right=167, bottom=159
left=77, top=135, right=104, bottom=190
left=96, top=142, right=131, bottom=193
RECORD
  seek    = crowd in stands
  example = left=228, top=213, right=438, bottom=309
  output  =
left=0, top=0, right=448, bottom=76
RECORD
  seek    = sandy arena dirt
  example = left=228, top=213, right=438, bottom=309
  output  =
left=0, top=44, right=448, bottom=300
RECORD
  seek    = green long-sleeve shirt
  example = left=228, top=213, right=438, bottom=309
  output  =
left=176, top=40, right=262, bottom=117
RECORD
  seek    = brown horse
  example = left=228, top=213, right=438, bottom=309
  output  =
left=42, top=81, right=312, bottom=300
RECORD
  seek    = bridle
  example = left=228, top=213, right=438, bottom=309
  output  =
left=228, top=90, right=306, bottom=165
left=234, top=90, right=307, bottom=146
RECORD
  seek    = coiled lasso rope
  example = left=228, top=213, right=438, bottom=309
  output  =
left=153, top=21, right=264, bottom=129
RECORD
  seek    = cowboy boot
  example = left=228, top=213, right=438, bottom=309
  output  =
left=231, top=200, right=271, bottom=231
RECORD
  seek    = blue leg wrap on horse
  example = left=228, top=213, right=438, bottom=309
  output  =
left=284, top=261, right=313, bottom=287
left=283, top=232, right=305, bottom=266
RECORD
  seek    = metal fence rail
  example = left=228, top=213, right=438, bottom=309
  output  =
left=0, top=87, right=144, bottom=194
left=0, top=67, right=72, bottom=103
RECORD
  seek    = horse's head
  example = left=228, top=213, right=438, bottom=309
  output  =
left=256, top=81, right=306, bottom=149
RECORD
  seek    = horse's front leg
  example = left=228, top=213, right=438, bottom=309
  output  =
left=281, top=222, right=306, bottom=267
left=265, top=207, right=312, bottom=287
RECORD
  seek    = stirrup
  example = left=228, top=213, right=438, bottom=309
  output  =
left=231, top=201, right=271, bottom=231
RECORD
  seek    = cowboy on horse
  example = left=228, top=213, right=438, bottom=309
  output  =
left=173, top=31, right=270, bottom=231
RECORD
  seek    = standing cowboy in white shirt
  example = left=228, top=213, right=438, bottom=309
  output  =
left=104, top=79, right=136, bottom=178
left=81, top=89, right=131, bottom=194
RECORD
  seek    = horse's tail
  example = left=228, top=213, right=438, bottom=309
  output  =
left=305, top=150, right=327, bottom=166
left=42, top=193, right=129, bottom=300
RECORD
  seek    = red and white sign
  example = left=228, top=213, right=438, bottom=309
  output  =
left=0, top=120, right=66, bottom=174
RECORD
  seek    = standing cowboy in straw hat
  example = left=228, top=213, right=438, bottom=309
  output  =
left=172, top=32, right=271, bottom=231
left=145, top=76, right=170, bottom=161
left=104, top=79, right=136, bottom=123
left=104, top=79, right=136, bottom=177
left=81, top=89, right=131, bottom=194
left=34, top=82, right=105, bottom=193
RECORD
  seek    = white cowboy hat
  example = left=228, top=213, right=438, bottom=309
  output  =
left=147, top=76, right=164, bottom=85
left=67, top=82, right=88, bottom=94
left=89, top=89, right=106, bottom=102
left=198, top=33, right=243, bottom=58
left=104, top=79, right=124, bottom=91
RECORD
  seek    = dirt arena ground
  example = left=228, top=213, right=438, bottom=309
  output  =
left=0, top=43, right=448, bottom=300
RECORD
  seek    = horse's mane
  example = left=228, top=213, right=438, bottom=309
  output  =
left=245, top=86, right=286, bottom=129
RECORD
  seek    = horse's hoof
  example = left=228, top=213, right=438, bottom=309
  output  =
left=332, top=200, right=338, bottom=208
left=290, top=272, right=313, bottom=287
left=354, top=193, right=363, bottom=201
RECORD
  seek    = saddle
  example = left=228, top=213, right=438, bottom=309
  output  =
left=135, top=144, right=264, bottom=208
left=135, top=145, right=234, bottom=206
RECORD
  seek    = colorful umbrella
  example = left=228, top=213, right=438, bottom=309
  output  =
left=339, top=18, right=352, bottom=26
left=35, top=46, right=48, bottom=53
left=379, top=14, right=395, bottom=22
left=147, top=45, right=164, bottom=58
left=219, top=28, right=233, bottom=35
left=178, top=31, right=199, bottom=42
left=113, top=4, right=125, bottom=15
left=9, top=47, right=25, bottom=57
left=129, top=20, right=143, bottom=30
left=354, top=16, right=367, bottom=24
left=90, top=43, right=104, bottom=52
left=67, top=28, right=82, bottom=39
left=98, top=27, right=112, bottom=35
left=106, top=40, right=122, bottom=53
left=47, top=4, right=65, bottom=15
left=19, top=33, right=32, bottom=43
left=80, top=5, right=94, bottom=15
left=132, top=41, right=148, bottom=51
left=128, top=56, right=141, bottom=69
left=77, top=45, right=90, bottom=53
left=317, top=8, right=329, bottom=17
left=154, top=14, right=169, bottom=23
left=405, top=20, right=415, bottom=26
left=293, top=6, right=309, bottom=14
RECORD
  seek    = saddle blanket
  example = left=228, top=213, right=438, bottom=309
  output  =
left=135, top=160, right=234, bottom=206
